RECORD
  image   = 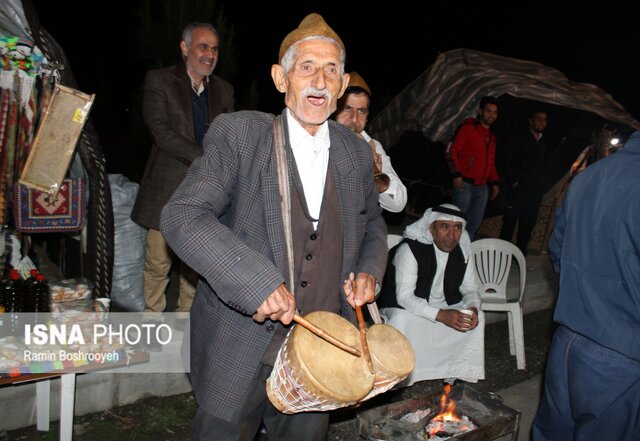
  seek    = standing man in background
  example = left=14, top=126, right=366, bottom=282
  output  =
left=446, top=96, right=500, bottom=240
left=132, top=22, right=235, bottom=314
left=335, top=72, right=407, bottom=213
left=499, top=110, right=548, bottom=256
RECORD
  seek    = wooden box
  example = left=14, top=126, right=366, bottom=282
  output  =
left=19, top=84, right=95, bottom=194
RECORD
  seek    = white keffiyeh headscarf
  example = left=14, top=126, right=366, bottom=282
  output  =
left=403, top=203, right=471, bottom=260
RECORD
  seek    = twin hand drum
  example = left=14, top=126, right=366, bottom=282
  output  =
left=266, top=310, right=415, bottom=414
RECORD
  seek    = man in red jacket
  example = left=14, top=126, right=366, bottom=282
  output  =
left=446, top=96, right=500, bottom=240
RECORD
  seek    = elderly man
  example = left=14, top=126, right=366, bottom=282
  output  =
left=334, top=72, right=407, bottom=213
left=161, top=13, right=387, bottom=441
left=379, top=204, right=484, bottom=385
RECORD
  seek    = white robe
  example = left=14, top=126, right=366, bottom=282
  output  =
left=381, top=243, right=485, bottom=385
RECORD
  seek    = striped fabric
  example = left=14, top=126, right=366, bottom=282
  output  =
left=368, top=48, right=640, bottom=149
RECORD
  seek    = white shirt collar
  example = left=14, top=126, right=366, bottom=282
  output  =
left=286, top=108, right=330, bottom=150
left=187, top=71, right=207, bottom=96
left=285, top=109, right=331, bottom=229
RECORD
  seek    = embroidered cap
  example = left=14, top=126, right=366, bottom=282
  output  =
left=346, top=72, right=371, bottom=96
left=279, top=13, right=344, bottom=62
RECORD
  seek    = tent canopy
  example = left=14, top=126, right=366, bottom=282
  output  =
left=368, top=48, right=640, bottom=149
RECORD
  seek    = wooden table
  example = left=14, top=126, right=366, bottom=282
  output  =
left=0, top=350, right=149, bottom=441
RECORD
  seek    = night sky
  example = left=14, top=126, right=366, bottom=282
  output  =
left=28, top=0, right=640, bottom=179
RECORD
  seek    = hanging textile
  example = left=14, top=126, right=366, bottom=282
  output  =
left=0, top=71, right=18, bottom=224
left=0, top=32, right=52, bottom=225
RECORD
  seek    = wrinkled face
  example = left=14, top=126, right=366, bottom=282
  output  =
left=529, top=112, right=548, bottom=134
left=430, top=220, right=463, bottom=253
left=335, top=92, right=370, bottom=134
left=181, top=27, right=219, bottom=80
left=272, top=39, right=348, bottom=135
left=478, top=103, right=498, bottom=127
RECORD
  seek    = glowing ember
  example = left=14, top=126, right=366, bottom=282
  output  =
left=423, top=384, right=476, bottom=439
left=399, top=408, right=431, bottom=423
left=423, top=415, right=475, bottom=440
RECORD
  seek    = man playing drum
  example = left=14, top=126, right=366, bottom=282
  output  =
left=161, top=13, right=387, bottom=441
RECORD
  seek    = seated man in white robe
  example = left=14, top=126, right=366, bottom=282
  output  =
left=379, top=204, right=485, bottom=385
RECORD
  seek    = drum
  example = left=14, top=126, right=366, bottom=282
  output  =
left=361, top=323, right=415, bottom=400
left=266, top=311, right=375, bottom=414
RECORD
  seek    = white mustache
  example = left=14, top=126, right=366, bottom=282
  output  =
left=303, top=87, right=330, bottom=100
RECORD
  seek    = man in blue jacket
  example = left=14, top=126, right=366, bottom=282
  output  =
left=532, top=131, right=640, bottom=441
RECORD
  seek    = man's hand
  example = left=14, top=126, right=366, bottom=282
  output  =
left=373, top=153, right=383, bottom=174
left=452, top=176, right=463, bottom=190
left=490, top=184, right=500, bottom=200
left=343, top=272, right=376, bottom=308
left=436, top=307, right=479, bottom=332
left=253, top=283, right=296, bottom=325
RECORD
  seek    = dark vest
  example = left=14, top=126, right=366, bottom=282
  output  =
left=262, top=155, right=343, bottom=365
left=378, top=239, right=466, bottom=309
left=191, top=88, right=209, bottom=146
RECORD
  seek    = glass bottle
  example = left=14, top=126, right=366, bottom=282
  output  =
left=3, top=269, right=23, bottom=313
left=23, top=269, right=39, bottom=312
left=34, top=273, right=50, bottom=313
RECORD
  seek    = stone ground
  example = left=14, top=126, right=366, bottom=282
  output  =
left=1, top=308, right=555, bottom=441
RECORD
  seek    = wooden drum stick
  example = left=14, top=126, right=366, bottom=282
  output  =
left=353, top=280, right=375, bottom=373
left=293, top=314, right=361, bottom=358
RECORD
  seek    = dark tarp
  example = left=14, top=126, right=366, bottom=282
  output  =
left=368, top=48, right=640, bottom=149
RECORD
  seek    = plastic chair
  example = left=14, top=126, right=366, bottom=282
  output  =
left=471, top=238, right=527, bottom=370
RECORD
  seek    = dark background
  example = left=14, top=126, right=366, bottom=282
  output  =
left=29, top=0, right=640, bottom=185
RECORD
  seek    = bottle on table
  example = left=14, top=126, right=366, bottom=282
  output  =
left=23, top=269, right=39, bottom=312
left=1, top=268, right=23, bottom=336
left=3, top=269, right=23, bottom=313
left=34, top=273, right=50, bottom=313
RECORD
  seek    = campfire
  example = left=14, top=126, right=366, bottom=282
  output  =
left=357, top=383, right=520, bottom=441
left=423, top=384, right=476, bottom=440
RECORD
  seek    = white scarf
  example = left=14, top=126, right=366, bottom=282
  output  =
left=403, top=203, right=471, bottom=261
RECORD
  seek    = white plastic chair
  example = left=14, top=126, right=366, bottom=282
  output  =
left=471, top=238, right=527, bottom=370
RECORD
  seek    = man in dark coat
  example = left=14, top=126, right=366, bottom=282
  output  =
left=499, top=110, right=548, bottom=255
left=132, top=22, right=234, bottom=314
left=161, top=13, right=387, bottom=441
